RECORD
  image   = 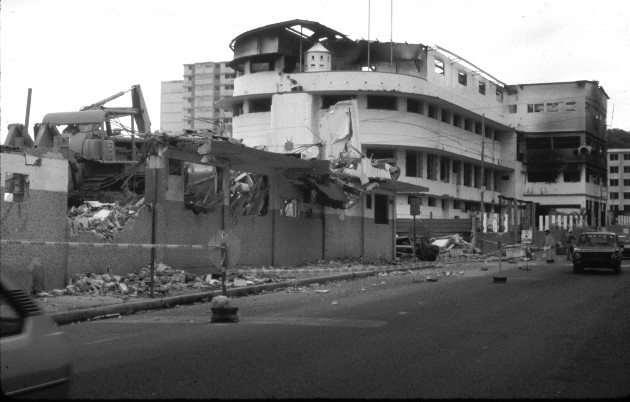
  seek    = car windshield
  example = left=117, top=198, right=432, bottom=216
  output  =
left=577, top=234, right=617, bottom=246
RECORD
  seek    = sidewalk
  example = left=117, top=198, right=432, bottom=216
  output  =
left=39, top=257, right=538, bottom=325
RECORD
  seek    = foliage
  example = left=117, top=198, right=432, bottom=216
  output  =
left=606, top=128, right=630, bottom=149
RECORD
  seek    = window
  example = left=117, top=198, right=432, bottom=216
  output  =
left=428, top=104, right=438, bottom=119
left=434, top=59, right=445, bottom=75
left=564, top=170, right=580, bottom=182
left=463, top=163, right=472, bottom=186
left=406, top=98, right=423, bottom=114
left=233, top=102, right=244, bottom=117
left=610, top=179, right=619, bottom=186
left=280, top=198, right=299, bottom=217
left=625, top=205, right=630, bottom=212
left=496, top=88, right=504, bottom=103
left=566, top=101, right=577, bottom=112
left=474, top=122, right=483, bottom=135
left=441, top=110, right=450, bottom=124
left=624, top=166, right=630, bottom=173
left=249, top=98, right=272, bottom=113
left=366, top=148, right=394, bottom=159
left=624, top=154, right=630, bottom=160
left=527, top=103, right=545, bottom=113
left=428, top=197, right=437, bottom=207
left=610, top=192, right=619, bottom=199
left=453, top=114, right=462, bottom=128
left=452, top=161, right=462, bottom=185
left=367, top=95, right=397, bottom=110
left=426, top=154, right=437, bottom=180
left=528, top=172, right=557, bottom=183
left=474, top=166, right=481, bottom=188
left=479, top=82, right=486, bottom=95
left=554, top=136, right=581, bottom=149
left=251, top=61, right=274, bottom=73
left=610, top=154, right=619, bottom=161
left=374, top=194, right=389, bottom=224
left=624, top=179, right=630, bottom=186
left=546, top=102, right=559, bottom=112
left=322, top=95, right=355, bottom=109
left=3, top=173, right=29, bottom=203
left=508, top=105, right=517, bottom=113
left=610, top=166, right=619, bottom=173
left=464, top=118, right=473, bottom=132
left=366, top=194, right=372, bottom=209
left=440, top=157, right=450, bottom=183
left=458, top=71, right=467, bottom=86
left=405, top=151, right=423, bottom=178
left=624, top=193, right=630, bottom=200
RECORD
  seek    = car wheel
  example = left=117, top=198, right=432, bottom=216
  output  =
left=573, top=264, right=582, bottom=274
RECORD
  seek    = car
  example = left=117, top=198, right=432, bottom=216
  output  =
left=0, top=275, right=72, bottom=398
left=572, top=231, right=622, bottom=274
left=617, top=234, right=630, bottom=259
left=395, top=235, right=439, bottom=261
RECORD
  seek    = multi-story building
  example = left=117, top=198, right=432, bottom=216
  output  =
left=607, top=148, right=630, bottom=224
left=160, top=61, right=236, bottom=134
left=216, top=19, right=608, bottom=230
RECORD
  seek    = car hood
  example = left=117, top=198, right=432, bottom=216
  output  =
left=574, top=245, right=619, bottom=252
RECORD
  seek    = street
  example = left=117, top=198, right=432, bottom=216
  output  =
left=64, top=259, right=630, bottom=399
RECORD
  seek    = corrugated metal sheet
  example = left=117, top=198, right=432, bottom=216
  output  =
left=42, top=110, right=107, bottom=125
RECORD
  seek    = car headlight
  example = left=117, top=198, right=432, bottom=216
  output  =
left=573, top=252, right=580, bottom=259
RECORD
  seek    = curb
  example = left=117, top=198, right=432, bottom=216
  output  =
left=51, top=262, right=437, bottom=325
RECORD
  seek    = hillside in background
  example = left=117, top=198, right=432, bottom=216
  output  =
left=607, top=128, right=630, bottom=149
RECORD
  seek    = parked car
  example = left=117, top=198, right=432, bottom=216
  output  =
left=0, top=275, right=72, bottom=398
left=571, top=231, right=622, bottom=274
left=395, top=235, right=439, bottom=261
left=617, top=235, right=630, bottom=259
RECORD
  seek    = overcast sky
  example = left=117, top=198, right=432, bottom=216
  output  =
left=1, top=0, right=629, bottom=141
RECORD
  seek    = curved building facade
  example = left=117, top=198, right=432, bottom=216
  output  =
left=219, top=19, right=608, bottom=228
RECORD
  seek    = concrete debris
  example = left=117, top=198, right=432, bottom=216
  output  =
left=332, top=301, right=339, bottom=305
left=67, top=198, right=145, bottom=241
left=314, top=289, right=330, bottom=294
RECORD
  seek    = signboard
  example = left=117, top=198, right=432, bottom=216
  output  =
left=521, top=229, right=533, bottom=244
left=409, top=197, right=420, bottom=216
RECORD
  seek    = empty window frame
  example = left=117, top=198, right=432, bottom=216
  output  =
left=624, top=154, right=630, bottom=160
left=426, top=154, right=437, bottom=180
left=321, top=95, right=356, bottom=109
left=366, top=148, right=394, bottom=160
left=367, top=95, right=397, bottom=110
left=525, top=137, right=552, bottom=150
left=496, top=88, right=504, bottom=103
left=440, top=157, right=450, bottom=183
left=441, top=110, right=451, bottom=124
left=625, top=205, right=630, bottom=212
left=610, top=154, right=619, bottom=161
left=249, top=98, right=272, bottom=113
left=553, top=136, right=581, bottom=149
left=405, top=151, right=423, bottom=178
left=374, top=194, right=389, bottom=224
left=453, top=114, right=462, bottom=128
left=458, top=71, right=467, bottom=86
left=366, top=193, right=373, bottom=209
left=406, top=98, right=423, bottom=114
left=464, top=118, right=473, bottom=132
left=624, top=166, right=630, bottom=173
left=427, top=197, right=437, bottom=207
left=479, top=82, right=486, bottom=95
left=610, top=192, right=619, bottom=199
left=625, top=179, right=630, bottom=186
left=624, top=193, right=630, bottom=200
left=473, top=166, right=481, bottom=188
left=3, top=173, right=29, bottom=203
left=564, top=168, right=581, bottom=182
left=474, top=122, right=483, bottom=135
left=428, top=104, right=438, bottom=119
left=463, top=163, right=472, bottom=187
left=610, top=166, right=619, bottom=173
left=566, top=101, right=577, bottom=112
left=527, top=103, right=545, bottom=113
left=452, top=161, right=462, bottom=185
left=434, top=59, right=445, bottom=75
left=546, top=102, right=559, bottom=112
left=527, top=171, right=557, bottom=183
left=508, top=104, right=517, bottom=113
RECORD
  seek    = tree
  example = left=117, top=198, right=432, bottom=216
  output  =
left=606, top=128, right=630, bottom=149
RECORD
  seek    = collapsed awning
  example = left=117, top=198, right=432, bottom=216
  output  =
left=368, top=178, right=429, bottom=196
left=307, top=178, right=348, bottom=204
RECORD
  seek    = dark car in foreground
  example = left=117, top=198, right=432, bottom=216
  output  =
left=572, top=232, right=622, bottom=274
left=0, top=275, right=72, bottom=398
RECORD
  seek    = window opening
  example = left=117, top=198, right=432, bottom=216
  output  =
left=407, top=98, right=423, bottom=114
left=434, top=59, right=444, bottom=75
left=479, top=82, right=486, bottom=95
left=280, top=198, right=299, bottom=217
left=3, top=173, right=29, bottom=203
left=374, top=194, right=389, bottom=224
left=458, top=71, right=467, bottom=86
left=367, top=95, right=397, bottom=110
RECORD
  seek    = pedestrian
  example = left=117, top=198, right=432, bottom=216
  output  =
left=566, top=230, right=576, bottom=260
left=544, top=229, right=555, bottom=263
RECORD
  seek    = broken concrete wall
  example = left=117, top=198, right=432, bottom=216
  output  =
left=1, top=151, right=69, bottom=291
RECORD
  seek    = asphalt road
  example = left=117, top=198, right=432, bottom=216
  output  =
left=64, top=260, right=630, bottom=399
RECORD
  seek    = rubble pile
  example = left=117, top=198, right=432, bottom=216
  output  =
left=431, top=234, right=481, bottom=259
left=67, top=199, right=145, bottom=241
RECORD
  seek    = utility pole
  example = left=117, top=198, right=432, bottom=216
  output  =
left=480, top=114, right=485, bottom=225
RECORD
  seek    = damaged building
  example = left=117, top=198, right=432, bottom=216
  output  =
left=211, top=19, right=609, bottom=234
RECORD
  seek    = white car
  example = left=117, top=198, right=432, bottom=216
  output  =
left=1, top=275, right=72, bottom=398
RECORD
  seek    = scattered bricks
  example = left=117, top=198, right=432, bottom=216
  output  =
left=78, top=283, right=90, bottom=292
left=101, top=274, right=112, bottom=282
left=112, top=275, right=122, bottom=283
left=90, top=279, right=104, bottom=288
left=51, top=289, right=65, bottom=296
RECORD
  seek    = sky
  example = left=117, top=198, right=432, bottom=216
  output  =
left=1, top=0, right=630, bottom=142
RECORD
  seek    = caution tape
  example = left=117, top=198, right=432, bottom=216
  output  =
left=0, top=239, right=216, bottom=250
